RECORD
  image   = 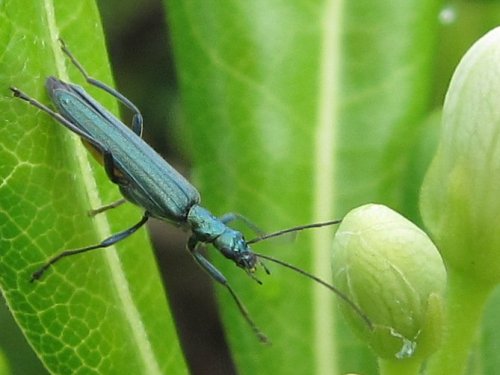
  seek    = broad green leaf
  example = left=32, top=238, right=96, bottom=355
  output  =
left=165, top=0, right=441, bottom=373
left=0, top=1, right=187, bottom=374
left=0, top=348, right=10, bottom=375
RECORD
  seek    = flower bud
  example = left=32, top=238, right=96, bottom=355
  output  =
left=332, top=204, right=446, bottom=360
left=420, top=27, right=500, bottom=284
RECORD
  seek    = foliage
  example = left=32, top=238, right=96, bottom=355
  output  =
left=2, top=0, right=500, bottom=374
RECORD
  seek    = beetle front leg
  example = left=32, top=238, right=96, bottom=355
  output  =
left=187, top=237, right=268, bottom=343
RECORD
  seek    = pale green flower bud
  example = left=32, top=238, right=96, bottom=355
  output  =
left=420, top=27, right=500, bottom=284
left=332, top=204, right=446, bottom=360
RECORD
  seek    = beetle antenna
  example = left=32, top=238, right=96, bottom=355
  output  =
left=247, top=219, right=342, bottom=245
left=254, top=252, right=373, bottom=329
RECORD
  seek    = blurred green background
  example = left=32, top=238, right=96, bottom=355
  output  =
left=2, top=0, right=500, bottom=374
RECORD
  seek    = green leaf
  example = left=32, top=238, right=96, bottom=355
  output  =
left=0, top=347, right=11, bottom=375
left=0, top=1, right=187, bottom=374
left=165, top=0, right=441, bottom=373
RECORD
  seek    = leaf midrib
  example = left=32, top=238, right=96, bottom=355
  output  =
left=42, top=1, right=162, bottom=373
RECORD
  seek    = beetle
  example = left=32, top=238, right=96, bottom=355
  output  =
left=10, top=40, right=372, bottom=341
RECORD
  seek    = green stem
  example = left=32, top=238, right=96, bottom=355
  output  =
left=378, top=356, right=421, bottom=375
left=426, top=268, right=493, bottom=375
